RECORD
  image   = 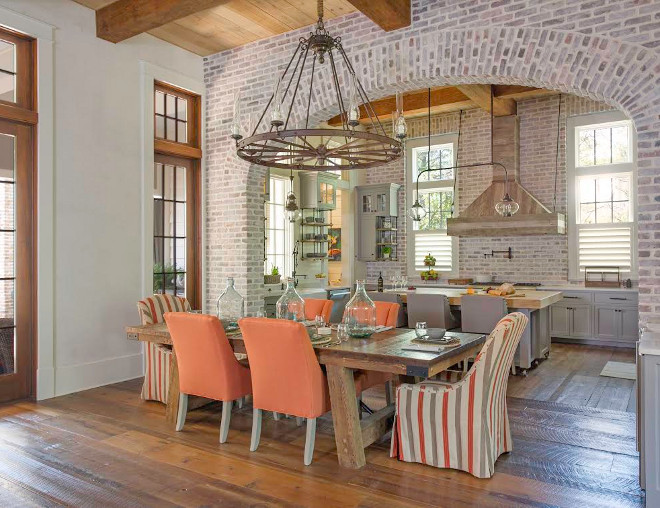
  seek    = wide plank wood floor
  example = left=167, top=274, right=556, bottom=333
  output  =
left=0, top=343, right=642, bottom=507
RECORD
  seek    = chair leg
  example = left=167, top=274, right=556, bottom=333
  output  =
left=250, top=408, right=262, bottom=452
left=385, top=381, right=393, bottom=405
left=296, top=417, right=304, bottom=427
left=357, top=395, right=362, bottom=420
left=304, top=418, right=317, bottom=466
left=175, top=393, right=188, bottom=431
left=463, top=360, right=469, bottom=374
left=511, top=364, right=516, bottom=376
left=219, top=400, right=232, bottom=444
left=273, top=412, right=280, bottom=421
left=237, top=396, right=244, bottom=409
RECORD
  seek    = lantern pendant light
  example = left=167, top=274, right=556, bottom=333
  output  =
left=285, top=169, right=301, bottom=223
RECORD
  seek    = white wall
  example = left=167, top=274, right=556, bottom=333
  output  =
left=0, top=0, right=203, bottom=397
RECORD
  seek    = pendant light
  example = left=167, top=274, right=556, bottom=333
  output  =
left=285, top=169, right=301, bottom=223
left=409, top=87, right=519, bottom=221
left=232, top=0, right=403, bottom=171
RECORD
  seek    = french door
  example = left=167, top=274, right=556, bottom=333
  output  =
left=0, top=118, right=34, bottom=402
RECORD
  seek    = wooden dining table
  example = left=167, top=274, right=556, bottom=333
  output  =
left=125, top=323, right=485, bottom=469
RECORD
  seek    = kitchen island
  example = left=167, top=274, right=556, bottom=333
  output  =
left=387, top=287, right=563, bottom=372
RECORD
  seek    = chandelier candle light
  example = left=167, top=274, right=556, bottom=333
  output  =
left=231, top=0, right=406, bottom=171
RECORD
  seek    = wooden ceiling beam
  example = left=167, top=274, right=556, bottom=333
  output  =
left=96, top=0, right=231, bottom=43
left=456, top=85, right=517, bottom=116
left=327, top=87, right=473, bottom=126
left=345, top=0, right=410, bottom=31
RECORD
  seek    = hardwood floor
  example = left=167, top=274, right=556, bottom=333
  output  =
left=0, top=343, right=642, bottom=507
left=509, top=343, right=637, bottom=412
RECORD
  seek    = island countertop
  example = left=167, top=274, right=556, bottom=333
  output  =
left=385, top=288, right=563, bottom=310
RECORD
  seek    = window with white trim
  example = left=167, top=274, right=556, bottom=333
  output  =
left=265, top=175, right=294, bottom=277
left=406, top=134, right=458, bottom=277
left=567, top=111, right=637, bottom=280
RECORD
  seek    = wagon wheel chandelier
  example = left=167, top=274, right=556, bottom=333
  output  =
left=231, top=0, right=406, bottom=171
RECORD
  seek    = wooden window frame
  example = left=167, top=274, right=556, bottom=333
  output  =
left=0, top=26, right=36, bottom=401
left=153, top=81, right=201, bottom=308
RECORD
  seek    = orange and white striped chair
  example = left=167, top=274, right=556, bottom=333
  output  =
left=137, top=294, right=191, bottom=404
left=390, top=312, right=528, bottom=478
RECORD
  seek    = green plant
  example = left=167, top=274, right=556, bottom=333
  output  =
left=270, top=265, right=280, bottom=276
left=382, top=246, right=392, bottom=255
left=153, top=263, right=179, bottom=292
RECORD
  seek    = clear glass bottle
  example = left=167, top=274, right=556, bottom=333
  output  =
left=343, top=280, right=376, bottom=338
left=276, top=278, right=305, bottom=322
left=216, top=277, right=244, bottom=331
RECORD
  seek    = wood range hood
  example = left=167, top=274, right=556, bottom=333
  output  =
left=446, top=115, right=566, bottom=237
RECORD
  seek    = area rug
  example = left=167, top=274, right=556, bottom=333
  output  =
left=600, top=361, right=636, bottom=380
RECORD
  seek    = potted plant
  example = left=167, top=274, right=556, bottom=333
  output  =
left=382, top=245, right=392, bottom=259
left=421, top=268, right=439, bottom=281
left=424, top=253, right=436, bottom=267
left=264, top=265, right=281, bottom=285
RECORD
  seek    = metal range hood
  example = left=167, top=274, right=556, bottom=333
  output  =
left=446, top=115, right=566, bottom=237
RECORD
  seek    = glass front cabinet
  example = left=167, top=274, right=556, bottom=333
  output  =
left=355, top=183, right=401, bottom=261
left=299, top=172, right=339, bottom=210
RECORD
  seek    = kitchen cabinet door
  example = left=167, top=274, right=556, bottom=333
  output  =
left=571, top=306, right=592, bottom=338
left=595, top=306, right=618, bottom=340
left=620, top=307, right=639, bottom=341
left=358, top=216, right=376, bottom=261
left=550, top=305, right=571, bottom=337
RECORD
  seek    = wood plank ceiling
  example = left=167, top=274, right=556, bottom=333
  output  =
left=73, top=0, right=360, bottom=56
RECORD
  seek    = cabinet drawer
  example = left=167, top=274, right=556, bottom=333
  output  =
left=594, top=292, right=638, bottom=306
left=557, top=291, right=593, bottom=306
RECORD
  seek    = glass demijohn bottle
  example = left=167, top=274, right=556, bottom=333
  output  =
left=216, top=277, right=245, bottom=331
left=276, top=277, right=306, bottom=322
left=343, top=280, right=377, bottom=338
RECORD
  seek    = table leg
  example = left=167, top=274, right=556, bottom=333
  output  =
left=165, top=349, right=180, bottom=425
left=326, top=364, right=365, bottom=469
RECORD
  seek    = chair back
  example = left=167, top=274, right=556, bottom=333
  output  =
left=460, top=295, right=507, bottom=334
left=239, top=318, right=327, bottom=418
left=406, top=292, right=458, bottom=329
left=164, top=313, right=251, bottom=401
left=462, top=312, right=528, bottom=440
left=374, top=301, right=400, bottom=328
left=138, top=294, right=190, bottom=325
left=368, top=292, right=407, bottom=327
left=304, top=298, right=333, bottom=323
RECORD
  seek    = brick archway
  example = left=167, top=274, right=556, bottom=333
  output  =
left=206, top=19, right=659, bottom=323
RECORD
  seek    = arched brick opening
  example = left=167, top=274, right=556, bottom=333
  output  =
left=208, top=23, right=659, bottom=325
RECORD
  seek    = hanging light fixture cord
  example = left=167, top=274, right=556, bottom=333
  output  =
left=553, top=94, right=562, bottom=212
left=451, top=109, right=463, bottom=214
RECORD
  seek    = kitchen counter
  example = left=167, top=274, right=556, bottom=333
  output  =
left=413, top=282, right=637, bottom=293
left=386, top=288, right=562, bottom=310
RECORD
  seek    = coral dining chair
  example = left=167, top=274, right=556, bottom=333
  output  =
left=136, top=294, right=191, bottom=404
left=374, top=301, right=400, bottom=328
left=304, top=298, right=333, bottom=324
left=239, top=317, right=363, bottom=465
left=164, top=312, right=252, bottom=442
left=390, top=312, right=529, bottom=478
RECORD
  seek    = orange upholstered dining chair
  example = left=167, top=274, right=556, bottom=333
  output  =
left=304, top=298, right=333, bottom=323
left=136, top=294, right=191, bottom=404
left=239, top=317, right=364, bottom=465
left=164, top=312, right=252, bottom=443
left=374, top=301, right=400, bottom=327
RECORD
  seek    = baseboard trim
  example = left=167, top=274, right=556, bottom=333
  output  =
left=53, top=353, right=144, bottom=397
left=552, top=337, right=636, bottom=349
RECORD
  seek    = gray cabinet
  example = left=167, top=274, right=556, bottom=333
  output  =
left=355, top=183, right=400, bottom=261
left=621, top=308, right=639, bottom=341
left=299, top=172, right=339, bottom=210
left=595, top=305, right=639, bottom=343
left=550, top=304, right=592, bottom=338
left=358, top=216, right=376, bottom=261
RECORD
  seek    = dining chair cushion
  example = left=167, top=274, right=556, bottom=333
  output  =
left=304, top=298, right=334, bottom=324
left=368, top=292, right=407, bottom=327
left=138, top=294, right=191, bottom=325
left=406, top=293, right=459, bottom=330
left=460, top=295, right=507, bottom=334
left=391, top=312, right=528, bottom=479
left=165, top=313, right=252, bottom=402
left=374, top=301, right=400, bottom=328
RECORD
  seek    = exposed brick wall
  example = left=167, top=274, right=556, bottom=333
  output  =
left=204, top=0, right=660, bottom=326
left=364, top=95, right=613, bottom=284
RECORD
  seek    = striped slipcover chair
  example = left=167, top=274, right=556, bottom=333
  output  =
left=137, top=294, right=191, bottom=403
left=390, top=312, right=528, bottom=478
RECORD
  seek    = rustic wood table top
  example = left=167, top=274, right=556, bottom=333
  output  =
left=125, top=323, right=485, bottom=378
left=385, top=288, right=563, bottom=309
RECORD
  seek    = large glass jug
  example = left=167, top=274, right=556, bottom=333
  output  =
left=276, top=278, right=306, bottom=322
left=343, top=280, right=376, bottom=338
left=216, top=277, right=244, bottom=331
